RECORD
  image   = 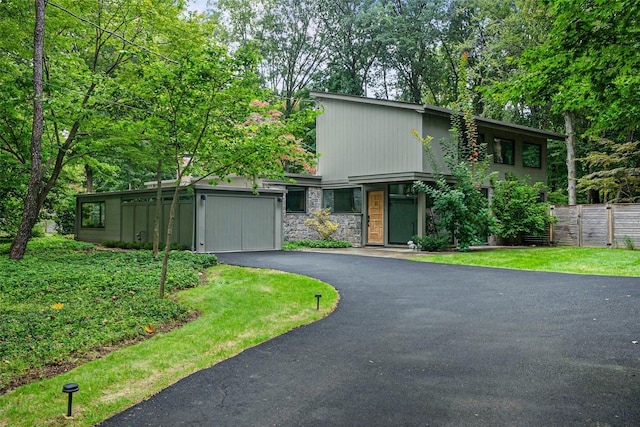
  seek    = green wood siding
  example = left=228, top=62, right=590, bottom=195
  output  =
left=316, top=98, right=424, bottom=183
left=76, top=197, right=121, bottom=243
left=482, top=128, right=548, bottom=185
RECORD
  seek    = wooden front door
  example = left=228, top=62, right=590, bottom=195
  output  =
left=367, top=191, right=384, bottom=244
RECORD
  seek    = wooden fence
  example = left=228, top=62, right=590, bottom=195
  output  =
left=550, top=204, right=640, bottom=247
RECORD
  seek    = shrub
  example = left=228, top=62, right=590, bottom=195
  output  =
left=410, top=234, right=450, bottom=252
left=491, top=175, right=556, bottom=245
left=102, top=240, right=189, bottom=251
left=304, top=208, right=339, bottom=240
left=283, top=239, right=352, bottom=250
left=623, top=235, right=636, bottom=250
left=0, top=236, right=95, bottom=255
left=30, top=225, right=46, bottom=238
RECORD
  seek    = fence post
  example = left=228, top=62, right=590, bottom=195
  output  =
left=577, top=205, right=582, bottom=248
left=549, top=206, right=555, bottom=244
left=607, top=204, right=614, bottom=247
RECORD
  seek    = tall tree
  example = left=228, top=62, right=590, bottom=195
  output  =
left=379, top=0, right=449, bottom=104
left=493, top=0, right=640, bottom=205
left=211, top=0, right=326, bottom=117
left=9, top=0, right=46, bottom=259
left=257, top=0, right=326, bottom=117
left=414, top=53, right=496, bottom=250
left=1, top=0, right=190, bottom=259
left=314, top=0, right=384, bottom=96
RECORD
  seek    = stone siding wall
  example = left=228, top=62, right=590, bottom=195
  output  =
left=282, top=186, right=363, bottom=246
left=329, top=213, right=363, bottom=245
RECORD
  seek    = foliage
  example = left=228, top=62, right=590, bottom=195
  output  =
left=493, top=0, right=640, bottom=204
left=622, top=236, right=636, bottom=251
left=578, top=138, right=640, bottom=203
left=304, top=208, right=339, bottom=241
left=313, top=0, right=384, bottom=96
left=101, top=241, right=190, bottom=251
left=0, top=265, right=337, bottom=426
left=0, top=237, right=216, bottom=392
left=414, top=177, right=494, bottom=251
left=410, top=234, right=450, bottom=252
left=412, top=246, right=640, bottom=277
left=547, top=190, right=568, bottom=206
left=490, top=175, right=556, bottom=244
left=0, top=235, right=94, bottom=255
left=126, top=22, right=315, bottom=295
left=211, top=0, right=327, bottom=117
left=0, top=0, right=199, bottom=258
left=283, top=239, right=353, bottom=250
left=413, top=53, right=496, bottom=251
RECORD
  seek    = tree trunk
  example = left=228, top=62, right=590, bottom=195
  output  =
left=564, top=110, right=577, bottom=206
left=159, top=183, right=180, bottom=298
left=9, top=0, right=46, bottom=260
left=153, top=159, right=162, bottom=258
left=85, top=164, right=93, bottom=193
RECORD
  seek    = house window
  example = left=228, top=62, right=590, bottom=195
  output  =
left=523, top=142, right=542, bottom=168
left=493, top=138, right=515, bottom=165
left=286, top=186, right=306, bottom=212
left=81, top=201, right=105, bottom=228
left=323, top=188, right=362, bottom=213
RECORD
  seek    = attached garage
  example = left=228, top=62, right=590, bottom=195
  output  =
left=76, top=184, right=284, bottom=253
left=196, top=190, right=282, bottom=252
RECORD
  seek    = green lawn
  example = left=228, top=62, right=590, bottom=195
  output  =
left=412, top=246, right=640, bottom=276
left=0, top=239, right=338, bottom=427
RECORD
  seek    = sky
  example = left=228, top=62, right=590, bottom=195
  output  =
left=187, top=0, right=208, bottom=13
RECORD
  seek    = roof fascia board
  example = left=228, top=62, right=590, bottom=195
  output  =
left=311, top=91, right=424, bottom=113
left=476, top=117, right=565, bottom=141
left=263, top=174, right=322, bottom=186
left=347, top=172, right=439, bottom=184
left=193, top=184, right=284, bottom=195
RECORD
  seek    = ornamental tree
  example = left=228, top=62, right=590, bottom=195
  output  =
left=131, top=37, right=315, bottom=296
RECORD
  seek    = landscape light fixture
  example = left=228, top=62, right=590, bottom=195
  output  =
left=315, top=294, right=322, bottom=310
left=62, top=383, right=79, bottom=418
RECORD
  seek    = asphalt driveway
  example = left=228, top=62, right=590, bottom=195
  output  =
left=100, top=251, right=640, bottom=426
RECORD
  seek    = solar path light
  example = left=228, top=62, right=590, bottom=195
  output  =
left=62, top=383, right=79, bottom=418
left=315, top=294, right=322, bottom=310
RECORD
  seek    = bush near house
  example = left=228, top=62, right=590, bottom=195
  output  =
left=0, top=237, right=216, bottom=393
left=304, top=208, right=339, bottom=240
left=410, top=234, right=451, bottom=252
left=101, top=240, right=189, bottom=251
left=283, top=239, right=353, bottom=250
left=491, top=175, right=556, bottom=245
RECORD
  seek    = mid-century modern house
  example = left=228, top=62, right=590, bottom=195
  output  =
left=75, top=91, right=565, bottom=252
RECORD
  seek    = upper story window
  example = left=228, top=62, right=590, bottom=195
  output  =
left=81, top=201, right=105, bottom=228
left=523, top=142, right=542, bottom=168
left=493, top=138, right=515, bottom=165
left=323, top=188, right=362, bottom=213
left=286, top=186, right=306, bottom=213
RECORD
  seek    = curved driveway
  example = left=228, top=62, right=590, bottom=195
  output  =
left=101, top=251, right=640, bottom=426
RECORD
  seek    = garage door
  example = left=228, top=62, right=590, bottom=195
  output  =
left=204, top=195, right=277, bottom=252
